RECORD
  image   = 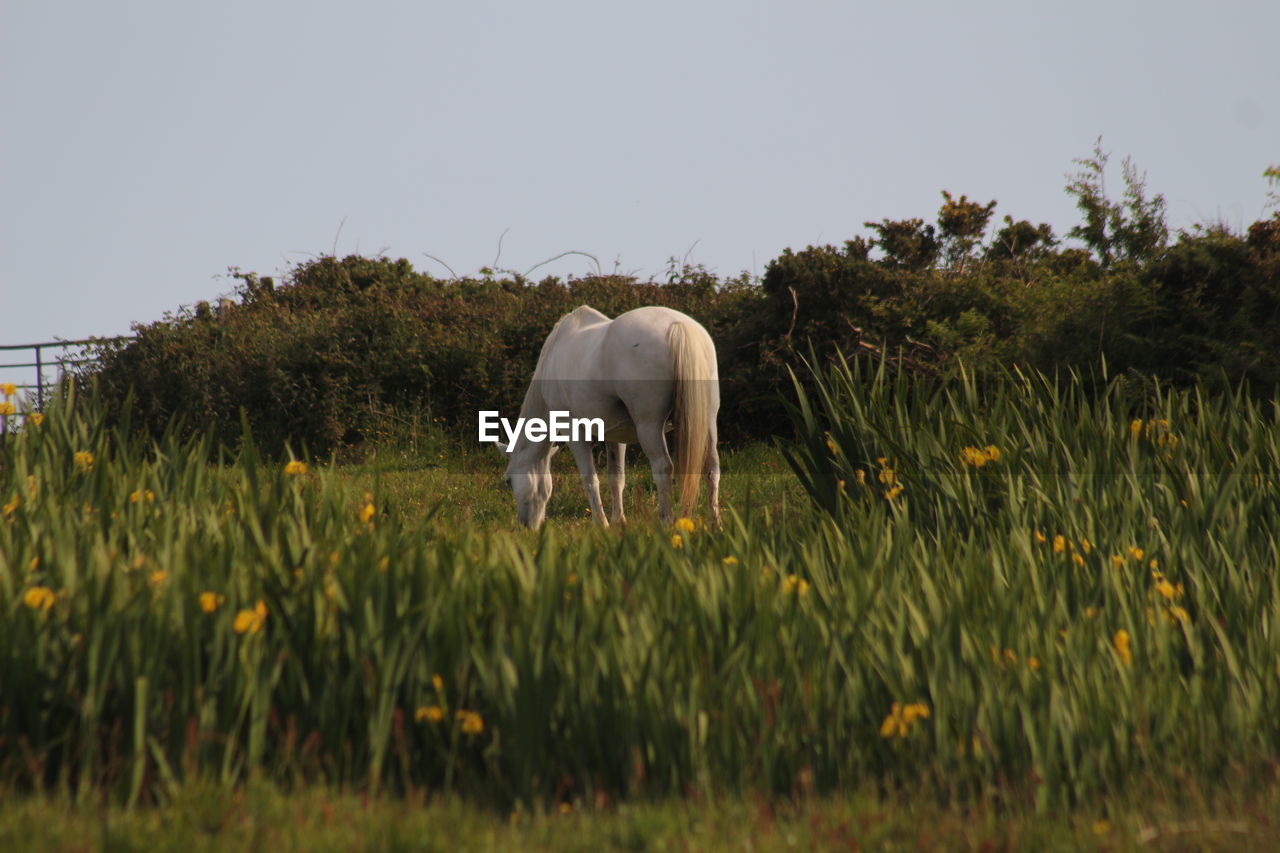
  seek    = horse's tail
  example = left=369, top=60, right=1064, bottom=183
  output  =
left=668, top=321, right=714, bottom=519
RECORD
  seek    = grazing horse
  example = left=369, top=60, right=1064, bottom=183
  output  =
left=503, top=305, right=720, bottom=529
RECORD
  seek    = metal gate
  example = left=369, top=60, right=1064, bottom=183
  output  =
left=0, top=337, right=133, bottom=412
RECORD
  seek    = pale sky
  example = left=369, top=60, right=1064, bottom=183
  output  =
left=1, top=1, right=1276, bottom=388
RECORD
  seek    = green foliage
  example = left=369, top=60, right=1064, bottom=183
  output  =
left=779, top=354, right=1280, bottom=810
left=986, top=216, right=1057, bottom=262
left=864, top=217, right=941, bottom=271
left=937, top=191, right=998, bottom=270
left=87, top=258, right=758, bottom=457
left=1065, top=138, right=1169, bottom=268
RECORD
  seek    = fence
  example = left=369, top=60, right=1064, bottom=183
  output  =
left=0, top=337, right=134, bottom=412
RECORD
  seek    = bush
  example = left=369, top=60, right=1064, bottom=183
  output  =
left=88, top=258, right=761, bottom=456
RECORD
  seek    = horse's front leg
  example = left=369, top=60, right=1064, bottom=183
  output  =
left=568, top=442, right=609, bottom=526
left=606, top=442, right=627, bottom=525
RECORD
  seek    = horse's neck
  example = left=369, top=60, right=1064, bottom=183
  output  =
left=518, top=379, right=549, bottom=421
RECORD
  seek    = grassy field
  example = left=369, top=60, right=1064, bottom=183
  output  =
left=5, top=777, right=1280, bottom=851
left=4, top=363, right=1280, bottom=847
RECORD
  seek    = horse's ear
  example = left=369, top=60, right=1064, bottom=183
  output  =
left=548, top=443, right=562, bottom=457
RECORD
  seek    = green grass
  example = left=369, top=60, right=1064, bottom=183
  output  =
left=333, top=439, right=806, bottom=530
left=4, top=364, right=1280, bottom=843
left=5, top=777, right=1280, bottom=852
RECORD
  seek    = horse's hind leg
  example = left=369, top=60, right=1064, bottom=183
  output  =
left=568, top=442, right=609, bottom=527
left=607, top=442, right=627, bottom=525
left=635, top=422, right=674, bottom=525
left=706, top=432, right=721, bottom=528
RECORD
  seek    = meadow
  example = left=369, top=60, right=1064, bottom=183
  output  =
left=4, top=362, right=1280, bottom=849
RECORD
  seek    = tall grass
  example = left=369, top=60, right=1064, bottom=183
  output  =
left=3, top=369, right=1280, bottom=813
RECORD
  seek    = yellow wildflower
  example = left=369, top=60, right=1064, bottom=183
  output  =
left=23, top=586, right=56, bottom=612
left=1112, top=629, right=1132, bottom=666
left=359, top=502, right=376, bottom=523
left=670, top=534, right=683, bottom=549
left=783, top=575, right=810, bottom=596
left=457, top=710, right=485, bottom=735
left=2, top=494, right=18, bottom=518
left=1110, top=554, right=1126, bottom=570
left=902, top=703, right=930, bottom=723
left=1080, top=538, right=1093, bottom=554
left=879, top=701, right=930, bottom=738
left=884, top=484, right=904, bottom=501
left=959, top=446, right=988, bottom=468
left=1084, top=606, right=1099, bottom=620
left=879, top=703, right=905, bottom=738
left=1071, top=553, right=1085, bottom=568
left=674, top=517, right=696, bottom=533
left=233, top=599, right=269, bottom=635
left=27, top=412, right=44, bottom=427
left=0, top=401, right=14, bottom=416
left=149, top=570, right=168, bottom=587
left=1129, top=419, right=1143, bottom=438
left=198, top=591, right=225, bottom=613
left=1128, top=547, right=1144, bottom=562
left=1167, top=605, right=1190, bottom=625
left=74, top=451, right=94, bottom=472
left=283, top=460, right=308, bottom=476
left=1033, top=530, right=1047, bottom=544
left=855, top=469, right=866, bottom=486
left=983, top=445, right=1001, bottom=462
left=0, top=382, right=16, bottom=397
left=416, top=705, right=445, bottom=724
left=432, top=673, right=444, bottom=691
left=722, top=555, right=739, bottom=566
left=1028, top=657, right=1041, bottom=671
left=1052, top=535, right=1066, bottom=554
left=1154, top=578, right=1176, bottom=600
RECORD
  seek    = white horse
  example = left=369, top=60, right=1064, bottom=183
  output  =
left=503, top=305, right=720, bottom=529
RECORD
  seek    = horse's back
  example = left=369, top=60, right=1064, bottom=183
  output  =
left=607, top=307, right=715, bottom=377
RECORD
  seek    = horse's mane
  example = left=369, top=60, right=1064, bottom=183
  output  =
left=530, top=306, right=609, bottom=381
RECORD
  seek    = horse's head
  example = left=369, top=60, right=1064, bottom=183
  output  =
left=503, top=441, right=557, bottom=529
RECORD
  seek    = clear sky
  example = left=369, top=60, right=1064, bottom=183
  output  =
left=1, top=0, right=1276, bottom=368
